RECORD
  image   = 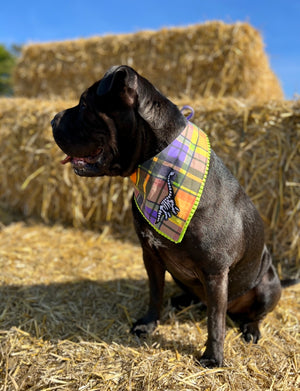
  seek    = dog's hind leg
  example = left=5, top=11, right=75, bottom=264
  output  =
left=229, top=263, right=282, bottom=343
left=171, top=276, right=201, bottom=309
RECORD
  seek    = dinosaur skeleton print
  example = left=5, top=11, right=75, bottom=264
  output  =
left=156, top=171, right=180, bottom=223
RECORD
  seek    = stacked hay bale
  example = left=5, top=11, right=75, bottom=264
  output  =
left=0, top=22, right=298, bottom=271
left=0, top=97, right=299, bottom=271
left=14, top=22, right=283, bottom=101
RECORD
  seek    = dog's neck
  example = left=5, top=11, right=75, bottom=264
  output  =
left=142, top=112, right=187, bottom=156
left=121, top=111, right=187, bottom=177
left=136, top=76, right=188, bottom=161
left=155, top=105, right=188, bottom=148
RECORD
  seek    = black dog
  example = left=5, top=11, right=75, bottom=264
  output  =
left=52, top=65, right=282, bottom=367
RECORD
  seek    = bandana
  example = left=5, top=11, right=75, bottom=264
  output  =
left=130, top=122, right=211, bottom=243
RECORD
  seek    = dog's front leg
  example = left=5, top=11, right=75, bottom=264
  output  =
left=198, top=268, right=229, bottom=367
left=131, top=247, right=166, bottom=336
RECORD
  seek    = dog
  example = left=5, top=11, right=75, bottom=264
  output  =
left=51, top=65, right=283, bottom=367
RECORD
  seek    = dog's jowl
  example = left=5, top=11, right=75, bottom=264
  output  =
left=52, top=65, right=282, bottom=367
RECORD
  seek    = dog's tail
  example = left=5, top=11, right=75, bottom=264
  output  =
left=281, top=278, right=300, bottom=288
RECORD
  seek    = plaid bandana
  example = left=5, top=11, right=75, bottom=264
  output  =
left=130, top=122, right=211, bottom=243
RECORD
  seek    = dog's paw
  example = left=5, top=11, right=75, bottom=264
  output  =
left=241, top=322, right=261, bottom=343
left=130, top=319, right=158, bottom=337
left=196, top=355, right=223, bottom=368
left=195, top=349, right=223, bottom=368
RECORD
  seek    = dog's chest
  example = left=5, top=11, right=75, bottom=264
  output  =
left=140, top=227, right=166, bottom=249
left=140, top=226, right=203, bottom=285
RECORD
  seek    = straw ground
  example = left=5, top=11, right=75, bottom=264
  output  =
left=0, top=213, right=299, bottom=390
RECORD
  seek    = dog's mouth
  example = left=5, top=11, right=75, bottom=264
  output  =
left=60, top=147, right=103, bottom=167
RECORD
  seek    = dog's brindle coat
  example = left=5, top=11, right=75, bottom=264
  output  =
left=52, top=66, right=282, bottom=367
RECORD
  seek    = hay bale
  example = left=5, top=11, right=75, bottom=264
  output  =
left=14, top=22, right=283, bottom=101
left=0, top=97, right=299, bottom=271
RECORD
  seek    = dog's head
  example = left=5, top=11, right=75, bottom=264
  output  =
left=51, top=65, right=186, bottom=177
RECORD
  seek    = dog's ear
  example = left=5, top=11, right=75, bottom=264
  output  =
left=97, top=65, right=137, bottom=106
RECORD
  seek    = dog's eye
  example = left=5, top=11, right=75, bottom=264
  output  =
left=80, top=101, right=87, bottom=113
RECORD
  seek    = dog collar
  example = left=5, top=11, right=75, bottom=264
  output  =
left=130, top=122, right=211, bottom=243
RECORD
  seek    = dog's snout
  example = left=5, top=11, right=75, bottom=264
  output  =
left=51, top=110, right=66, bottom=131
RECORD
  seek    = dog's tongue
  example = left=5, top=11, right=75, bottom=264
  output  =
left=61, top=155, right=72, bottom=165
left=60, top=148, right=102, bottom=165
left=60, top=155, right=88, bottom=165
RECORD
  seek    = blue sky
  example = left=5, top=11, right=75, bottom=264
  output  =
left=1, top=0, right=299, bottom=99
